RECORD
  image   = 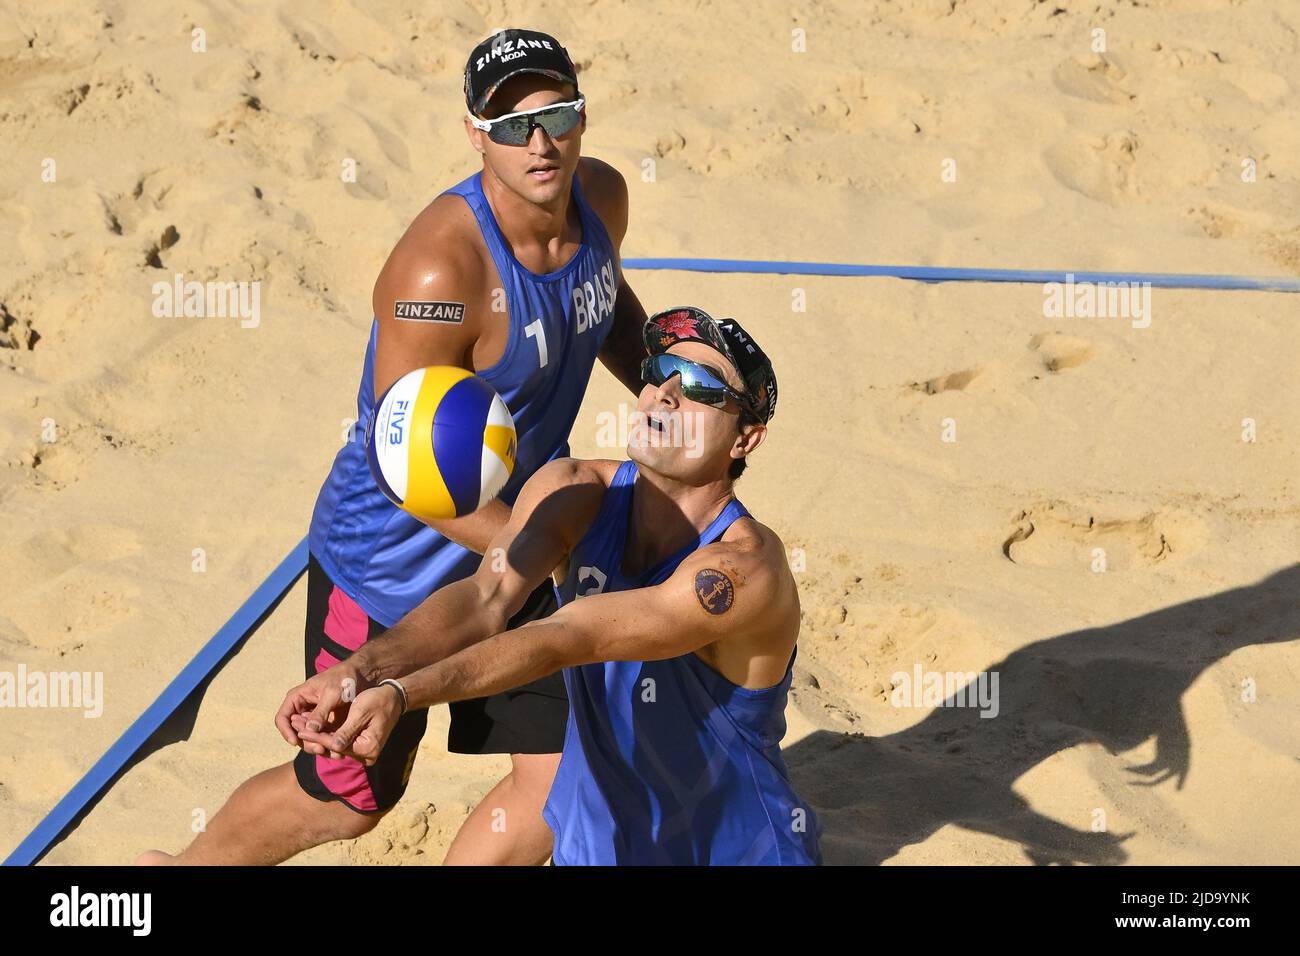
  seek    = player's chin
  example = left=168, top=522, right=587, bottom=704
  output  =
left=626, top=440, right=664, bottom=471
left=627, top=440, right=694, bottom=478
left=517, top=171, right=566, bottom=200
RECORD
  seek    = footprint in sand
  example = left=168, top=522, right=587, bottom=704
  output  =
left=1051, top=53, right=1134, bottom=105
left=97, top=170, right=179, bottom=245
left=1185, top=205, right=1240, bottom=240
left=1001, top=503, right=1203, bottom=571
left=908, top=367, right=981, bottom=394
left=359, top=114, right=412, bottom=172
left=794, top=593, right=1003, bottom=732
left=1, top=302, right=38, bottom=350
left=191, top=54, right=261, bottom=95
left=56, top=83, right=91, bottom=116
left=1043, top=130, right=1140, bottom=205
left=1027, top=332, right=1094, bottom=372
left=19, top=523, right=143, bottom=580
left=1221, top=64, right=1290, bottom=104
left=905, top=338, right=1090, bottom=393
left=205, top=94, right=267, bottom=145
left=1259, top=228, right=1300, bottom=272
left=276, top=8, right=341, bottom=65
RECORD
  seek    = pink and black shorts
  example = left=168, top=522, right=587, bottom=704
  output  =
left=294, top=552, right=567, bottom=813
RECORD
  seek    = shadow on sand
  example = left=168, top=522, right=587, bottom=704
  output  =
left=783, top=564, right=1300, bottom=864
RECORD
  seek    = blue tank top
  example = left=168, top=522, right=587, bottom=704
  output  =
left=545, top=460, right=823, bottom=865
left=308, top=170, right=619, bottom=626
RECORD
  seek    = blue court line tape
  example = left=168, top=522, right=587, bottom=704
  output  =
left=9, top=254, right=1298, bottom=866
left=3, top=537, right=310, bottom=866
left=622, top=257, right=1300, bottom=292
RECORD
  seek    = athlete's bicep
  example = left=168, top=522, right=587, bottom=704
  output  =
left=580, top=157, right=629, bottom=251
left=548, top=544, right=778, bottom=666
left=587, top=162, right=646, bottom=395
left=598, top=161, right=630, bottom=250
left=599, top=277, right=648, bottom=396
left=372, top=240, right=482, bottom=397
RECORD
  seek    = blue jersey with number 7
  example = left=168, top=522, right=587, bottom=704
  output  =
left=309, top=170, right=618, bottom=627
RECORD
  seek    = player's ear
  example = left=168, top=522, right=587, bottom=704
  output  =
left=573, top=85, right=587, bottom=132
left=732, top=422, right=766, bottom=460
left=464, top=116, right=486, bottom=154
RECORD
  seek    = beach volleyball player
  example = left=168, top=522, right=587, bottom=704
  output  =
left=285, top=309, right=823, bottom=865
left=139, top=29, right=650, bottom=865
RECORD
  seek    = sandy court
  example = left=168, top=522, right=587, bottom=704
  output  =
left=2, top=0, right=1298, bottom=864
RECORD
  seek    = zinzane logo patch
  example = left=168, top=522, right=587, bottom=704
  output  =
left=394, top=301, right=466, bottom=323
left=694, top=568, right=734, bottom=615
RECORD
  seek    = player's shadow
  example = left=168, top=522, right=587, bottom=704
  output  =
left=783, top=563, right=1300, bottom=865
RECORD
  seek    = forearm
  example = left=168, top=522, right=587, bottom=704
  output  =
left=392, top=568, right=720, bottom=707
left=420, top=497, right=511, bottom=555
left=352, top=577, right=510, bottom=683
left=399, top=618, right=573, bottom=709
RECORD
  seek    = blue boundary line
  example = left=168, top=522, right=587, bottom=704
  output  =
left=3, top=538, right=309, bottom=866
left=8, top=255, right=1298, bottom=866
left=622, top=258, right=1300, bottom=292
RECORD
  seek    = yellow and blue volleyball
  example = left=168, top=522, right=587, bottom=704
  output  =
left=365, top=366, right=517, bottom=521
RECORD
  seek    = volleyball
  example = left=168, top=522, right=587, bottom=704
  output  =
left=365, top=366, right=516, bottom=521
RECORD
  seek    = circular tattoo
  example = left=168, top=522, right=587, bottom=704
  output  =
left=694, top=568, right=735, bottom=615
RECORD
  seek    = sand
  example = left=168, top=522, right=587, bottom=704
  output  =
left=1, top=0, right=1297, bottom=865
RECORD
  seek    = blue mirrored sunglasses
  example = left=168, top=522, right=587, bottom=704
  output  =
left=640, top=353, right=756, bottom=414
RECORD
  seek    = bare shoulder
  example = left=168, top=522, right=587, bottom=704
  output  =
left=672, top=516, right=799, bottom=646
left=407, top=191, right=483, bottom=250
left=515, top=457, right=620, bottom=507
left=378, top=191, right=489, bottom=294
left=577, top=156, right=627, bottom=191
left=576, top=157, right=629, bottom=245
left=681, top=520, right=790, bottom=600
left=529, top=456, right=622, bottom=494
left=514, top=458, right=624, bottom=552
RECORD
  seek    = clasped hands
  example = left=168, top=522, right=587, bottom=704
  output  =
left=274, top=663, right=403, bottom=765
